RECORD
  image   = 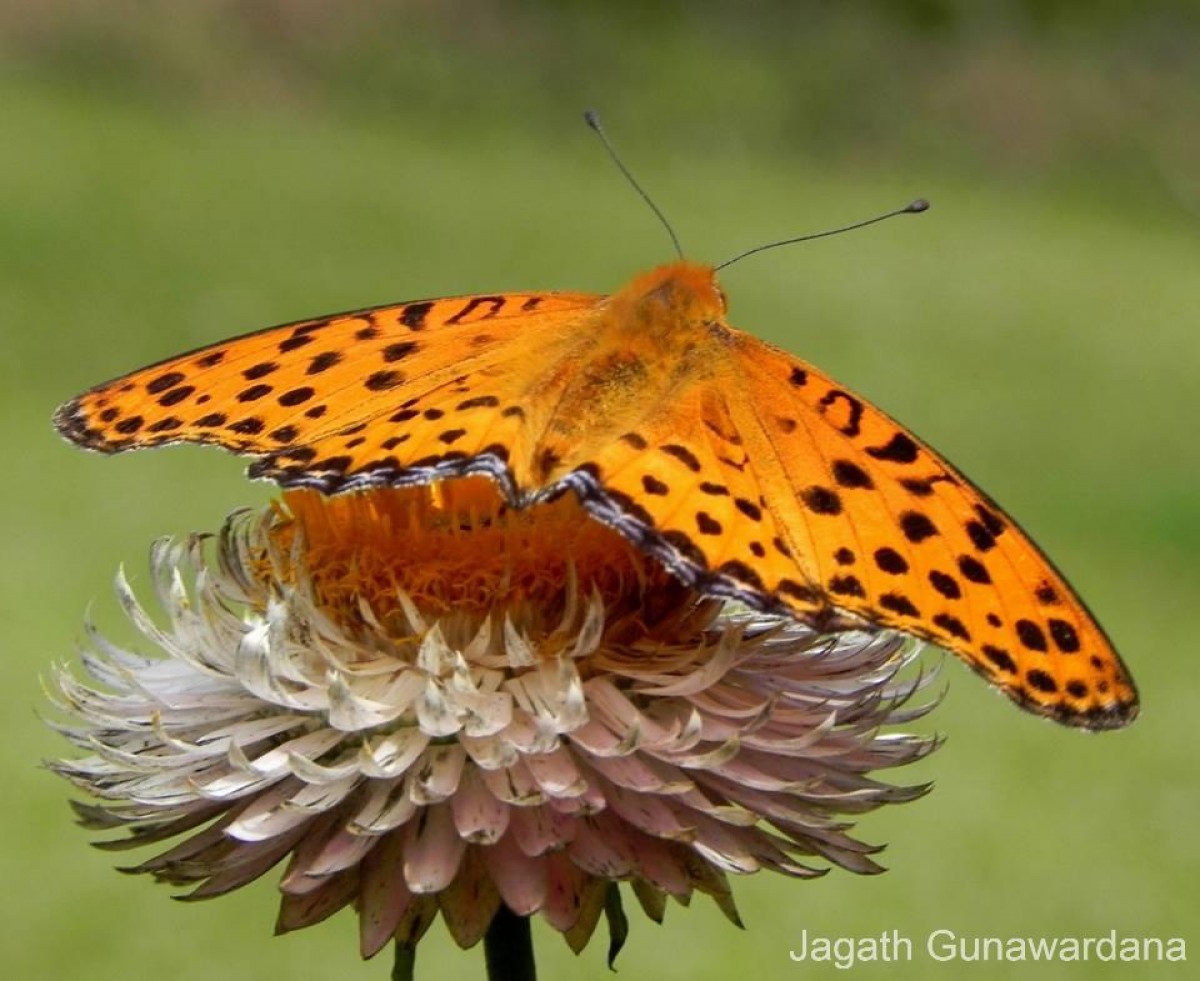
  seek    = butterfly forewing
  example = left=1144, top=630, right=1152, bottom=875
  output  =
left=55, top=290, right=601, bottom=492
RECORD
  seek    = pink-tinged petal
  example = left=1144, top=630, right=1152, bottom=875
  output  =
left=631, top=625, right=742, bottom=696
left=601, top=780, right=693, bottom=840
left=739, top=713, right=837, bottom=753
left=567, top=716, right=640, bottom=758
left=583, top=679, right=670, bottom=745
left=710, top=751, right=848, bottom=794
left=279, top=812, right=344, bottom=894
left=689, top=815, right=761, bottom=874
left=566, top=814, right=636, bottom=878
left=479, top=759, right=545, bottom=806
left=583, top=750, right=692, bottom=794
left=508, top=805, right=576, bottom=857
left=689, top=708, right=759, bottom=745
left=688, top=684, right=775, bottom=722
left=686, top=775, right=837, bottom=832
left=409, top=744, right=466, bottom=805
left=539, top=850, right=591, bottom=934
left=497, top=710, right=558, bottom=755
left=668, top=786, right=758, bottom=826
left=545, top=779, right=605, bottom=816
left=482, top=834, right=548, bottom=915
left=649, top=701, right=704, bottom=752
left=561, top=876, right=608, bottom=955
left=275, top=869, right=358, bottom=934
left=451, top=766, right=511, bottom=845
left=523, top=747, right=587, bottom=797
left=358, top=831, right=413, bottom=958
left=623, top=831, right=692, bottom=897
left=306, top=827, right=379, bottom=877
left=403, top=804, right=467, bottom=894
left=657, top=735, right=741, bottom=770
left=438, top=849, right=501, bottom=949
left=178, top=827, right=307, bottom=899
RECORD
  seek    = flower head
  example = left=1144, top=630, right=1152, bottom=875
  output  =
left=50, top=478, right=938, bottom=965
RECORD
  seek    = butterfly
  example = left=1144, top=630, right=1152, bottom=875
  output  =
left=54, top=259, right=1138, bottom=731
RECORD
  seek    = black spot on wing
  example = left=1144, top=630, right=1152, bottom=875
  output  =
left=660, top=443, right=702, bottom=472
left=445, top=296, right=505, bottom=325
left=243, top=362, right=278, bottom=380
left=400, top=302, right=435, bottom=329
left=832, top=459, right=873, bottom=489
left=817, top=390, right=863, bottom=437
left=866, top=432, right=919, bottom=464
left=146, top=371, right=185, bottom=395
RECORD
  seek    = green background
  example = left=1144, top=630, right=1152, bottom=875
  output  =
left=3, top=3, right=1197, bottom=979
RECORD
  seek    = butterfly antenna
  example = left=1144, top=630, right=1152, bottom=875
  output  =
left=585, top=110, right=685, bottom=259
left=715, top=199, right=929, bottom=271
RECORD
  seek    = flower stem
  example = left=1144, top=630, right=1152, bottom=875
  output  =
left=391, top=942, right=416, bottom=981
left=483, top=906, right=536, bottom=981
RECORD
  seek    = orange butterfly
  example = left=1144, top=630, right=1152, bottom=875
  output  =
left=54, top=252, right=1138, bottom=731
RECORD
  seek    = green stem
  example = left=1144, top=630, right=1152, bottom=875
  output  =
left=483, top=906, right=537, bottom=981
left=392, top=942, right=416, bottom=981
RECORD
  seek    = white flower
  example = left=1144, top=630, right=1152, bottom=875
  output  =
left=49, top=478, right=939, bottom=966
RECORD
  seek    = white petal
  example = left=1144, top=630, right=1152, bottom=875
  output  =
left=359, top=727, right=429, bottom=779
left=409, top=744, right=466, bottom=804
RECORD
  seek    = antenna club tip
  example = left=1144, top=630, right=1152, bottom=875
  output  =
left=906, top=198, right=930, bottom=213
left=583, top=109, right=601, bottom=129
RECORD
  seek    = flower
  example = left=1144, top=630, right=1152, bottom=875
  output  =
left=49, top=477, right=939, bottom=972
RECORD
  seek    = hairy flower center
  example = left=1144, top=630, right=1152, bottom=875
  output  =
left=268, top=478, right=682, bottom=629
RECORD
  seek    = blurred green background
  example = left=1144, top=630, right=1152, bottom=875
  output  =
left=3, top=2, right=1198, bottom=979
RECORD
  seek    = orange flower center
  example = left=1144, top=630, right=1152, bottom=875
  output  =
left=268, top=477, right=683, bottom=628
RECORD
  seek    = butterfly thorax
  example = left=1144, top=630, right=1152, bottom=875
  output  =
left=520, top=262, right=730, bottom=485
left=605, top=261, right=727, bottom=345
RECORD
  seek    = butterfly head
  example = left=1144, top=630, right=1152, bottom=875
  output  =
left=612, top=261, right=727, bottom=340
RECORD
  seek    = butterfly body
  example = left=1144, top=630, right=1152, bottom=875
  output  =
left=55, top=260, right=1139, bottom=730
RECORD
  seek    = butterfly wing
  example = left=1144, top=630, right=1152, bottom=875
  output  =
left=726, top=334, right=1138, bottom=729
left=55, top=290, right=603, bottom=497
left=562, top=321, right=1136, bottom=731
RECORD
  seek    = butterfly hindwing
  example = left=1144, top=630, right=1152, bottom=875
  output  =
left=562, top=380, right=813, bottom=610
left=726, top=334, right=1138, bottom=728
